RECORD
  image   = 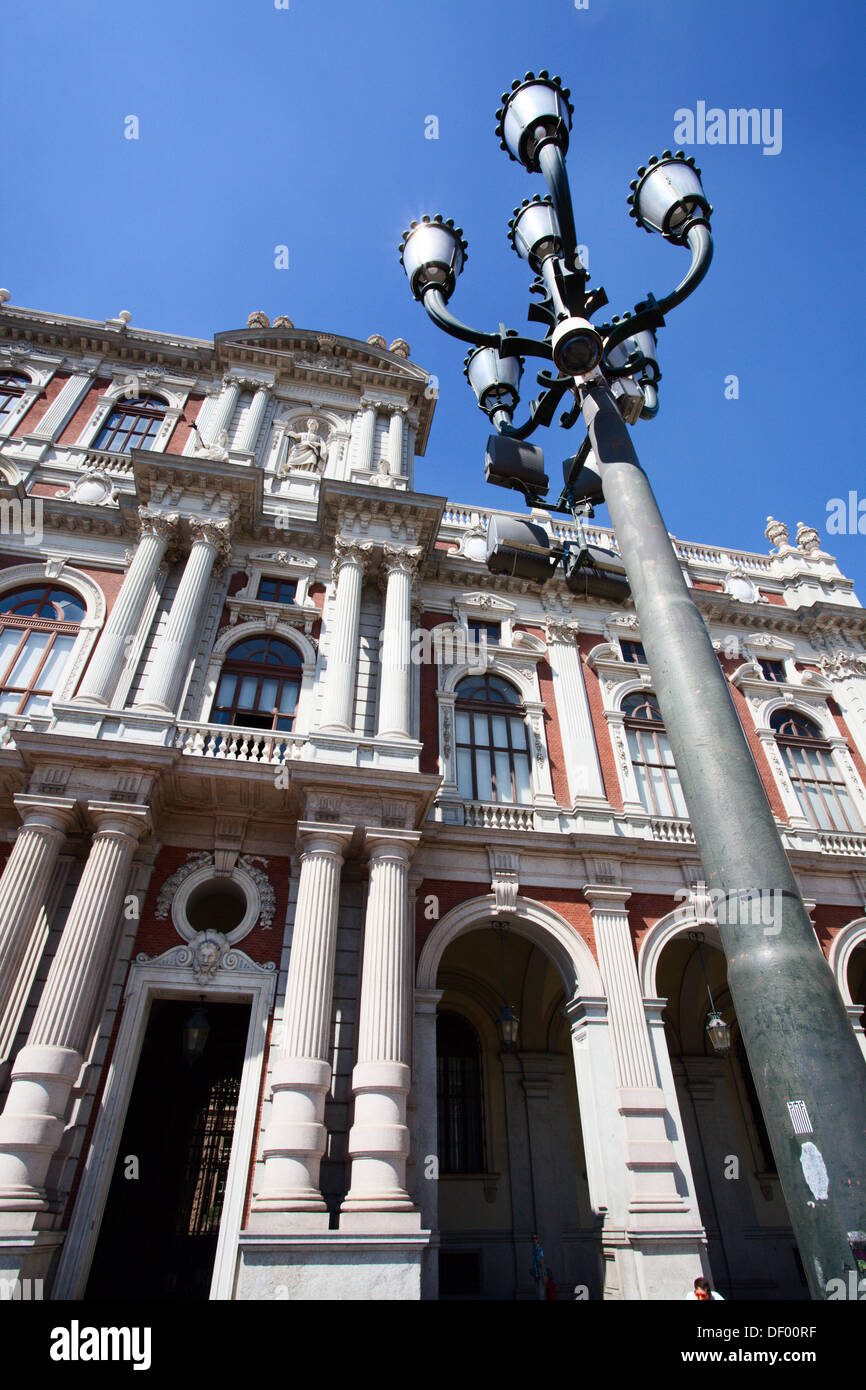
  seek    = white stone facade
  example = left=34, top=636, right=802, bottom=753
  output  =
left=0, top=304, right=864, bottom=1301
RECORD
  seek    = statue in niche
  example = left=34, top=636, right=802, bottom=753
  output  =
left=279, top=417, right=327, bottom=475
left=191, top=423, right=230, bottom=461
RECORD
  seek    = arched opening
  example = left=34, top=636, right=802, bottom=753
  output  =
left=0, top=583, right=85, bottom=716
left=656, top=931, right=807, bottom=1299
left=770, top=708, right=860, bottom=832
left=434, top=921, right=599, bottom=1301
left=93, top=394, right=166, bottom=453
left=454, top=673, right=532, bottom=805
left=210, top=634, right=302, bottom=734
left=622, top=690, right=687, bottom=817
left=848, top=941, right=866, bottom=1031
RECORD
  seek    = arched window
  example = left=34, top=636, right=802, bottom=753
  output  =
left=210, top=635, right=302, bottom=732
left=770, top=708, right=860, bottom=832
left=454, top=673, right=532, bottom=805
left=93, top=395, right=166, bottom=453
left=437, top=1012, right=485, bottom=1174
left=0, top=373, right=30, bottom=425
left=622, top=691, right=687, bottom=817
left=0, top=584, right=85, bottom=716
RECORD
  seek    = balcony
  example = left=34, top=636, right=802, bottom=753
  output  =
left=174, top=721, right=307, bottom=765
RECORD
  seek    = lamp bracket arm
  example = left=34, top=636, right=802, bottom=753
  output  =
left=421, top=287, right=500, bottom=348
left=655, top=221, right=714, bottom=315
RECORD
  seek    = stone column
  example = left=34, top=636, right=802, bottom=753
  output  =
left=377, top=545, right=420, bottom=741
left=0, top=796, right=78, bottom=1048
left=342, top=831, right=421, bottom=1228
left=234, top=383, right=271, bottom=455
left=387, top=408, right=405, bottom=477
left=584, top=883, right=692, bottom=1232
left=76, top=509, right=178, bottom=707
left=0, top=802, right=149, bottom=1229
left=207, top=375, right=242, bottom=441
left=545, top=618, right=606, bottom=802
left=319, top=539, right=373, bottom=732
left=584, top=885, right=655, bottom=1090
left=353, top=402, right=378, bottom=473
left=135, top=517, right=231, bottom=714
left=250, top=823, right=352, bottom=1230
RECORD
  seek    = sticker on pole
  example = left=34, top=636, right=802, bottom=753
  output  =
left=787, top=1100, right=813, bottom=1135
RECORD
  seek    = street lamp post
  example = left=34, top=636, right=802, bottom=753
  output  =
left=399, top=69, right=866, bottom=1301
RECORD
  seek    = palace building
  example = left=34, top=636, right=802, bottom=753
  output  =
left=0, top=300, right=864, bottom=1301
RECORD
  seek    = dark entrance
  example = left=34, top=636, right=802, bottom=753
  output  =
left=86, top=998, right=249, bottom=1300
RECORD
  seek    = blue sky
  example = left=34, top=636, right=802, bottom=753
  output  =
left=3, top=0, right=864, bottom=587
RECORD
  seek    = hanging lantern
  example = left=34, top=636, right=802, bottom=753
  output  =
left=706, top=1010, right=731, bottom=1058
left=183, top=1003, right=210, bottom=1063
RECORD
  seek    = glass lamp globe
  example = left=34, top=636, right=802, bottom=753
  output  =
left=399, top=216, right=467, bottom=302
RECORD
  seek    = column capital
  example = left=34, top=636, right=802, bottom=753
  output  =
left=84, top=801, right=151, bottom=843
left=546, top=617, right=581, bottom=644
left=331, top=537, right=374, bottom=579
left=188, top=516, right=233, bottom=567
left=12, top=793, right=78, bottom=835
left=583, top=883, right=633, bottom=911
left=380, top=543, right=422, bottom=578
left=295, top=821, right=354, bottom=858
left=364, top=829, right=421, bottom=863
left=138, top=506, right=181, bottom=543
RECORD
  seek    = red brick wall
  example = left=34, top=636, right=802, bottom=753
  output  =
left=132, top=844, right=289, bottom=967
left=718, top=655, right=788, bottom=819
left=57, top=379, right=111, bottom=444
left=166, top=394, right=205, bottom=453
left=759, top=591, right=786, bottom=606
left=577, top=632, right=623, bottom=809
left=628, top=893, right=678, bottom=963
left=9, top=370, right=70, bottom=436
left=828, top=699, right=866, bottom=789
left=415, top=877, right=599, bottom=965
left=813, top=904, right=863, bottom=963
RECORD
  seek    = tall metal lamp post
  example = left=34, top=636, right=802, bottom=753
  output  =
left=398, top=70, right=866, bottom=1300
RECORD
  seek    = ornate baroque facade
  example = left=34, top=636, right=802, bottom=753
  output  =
left=0, top=303, right=864, bottom=1301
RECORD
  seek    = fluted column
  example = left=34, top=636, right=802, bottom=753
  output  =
left=207, top=375, right=242, bottom=440
left=319, top=538, right=374, bottom=732
left=377, top=545, right=420, bottom=740
left=0, top=802, right=149, bottom=1227
left=353, top=402, right=378, bottom=472
left=250, top=824, right=352, bottom=1230
left=545, top=618, right=606, bottom=802
left=135, top=517, right=231, bottom=714
left=584, top=885, right=655, bottom=1089
left=234, top=382, right=272, bottom=455
left=387, top=408, right=405, bottom=477
left=0, top=796, right=77, bottom=1049
left=77, top=508, right=178, bottom=707
left=342, top=831, right=421, bottom=1228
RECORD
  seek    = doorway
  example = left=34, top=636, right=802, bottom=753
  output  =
left=86, top=998, right=250, bottom=1300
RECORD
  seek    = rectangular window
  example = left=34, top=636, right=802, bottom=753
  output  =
left=467, top=620, right=500, bottom=645
left=759, top=659, right=786, bottom=682
left=620, top=640, right=647, bottom=664
left=257, top=578, right=298, bottom=605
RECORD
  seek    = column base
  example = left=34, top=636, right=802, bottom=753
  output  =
left=340, top=1208, right=422, bottom=1233
left=236, top=1230, right=429, bottom=1300
left=246, top=1208, right=331, bottom=1234
left=0, top=1230, right=65, bottom=1295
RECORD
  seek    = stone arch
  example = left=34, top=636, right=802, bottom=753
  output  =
left=417, top=892, right=604, bottom=1000
left=441, top=657, right=537, bottom=704
left=827, top=916, right=866, bottom=1007
left=0, top=561, right=107, bottom=708
left=638, top=903, right=724, bottom=999
left=751, top=695, right=839, bottom=741
left=195, top=618, right=317, bottom=734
